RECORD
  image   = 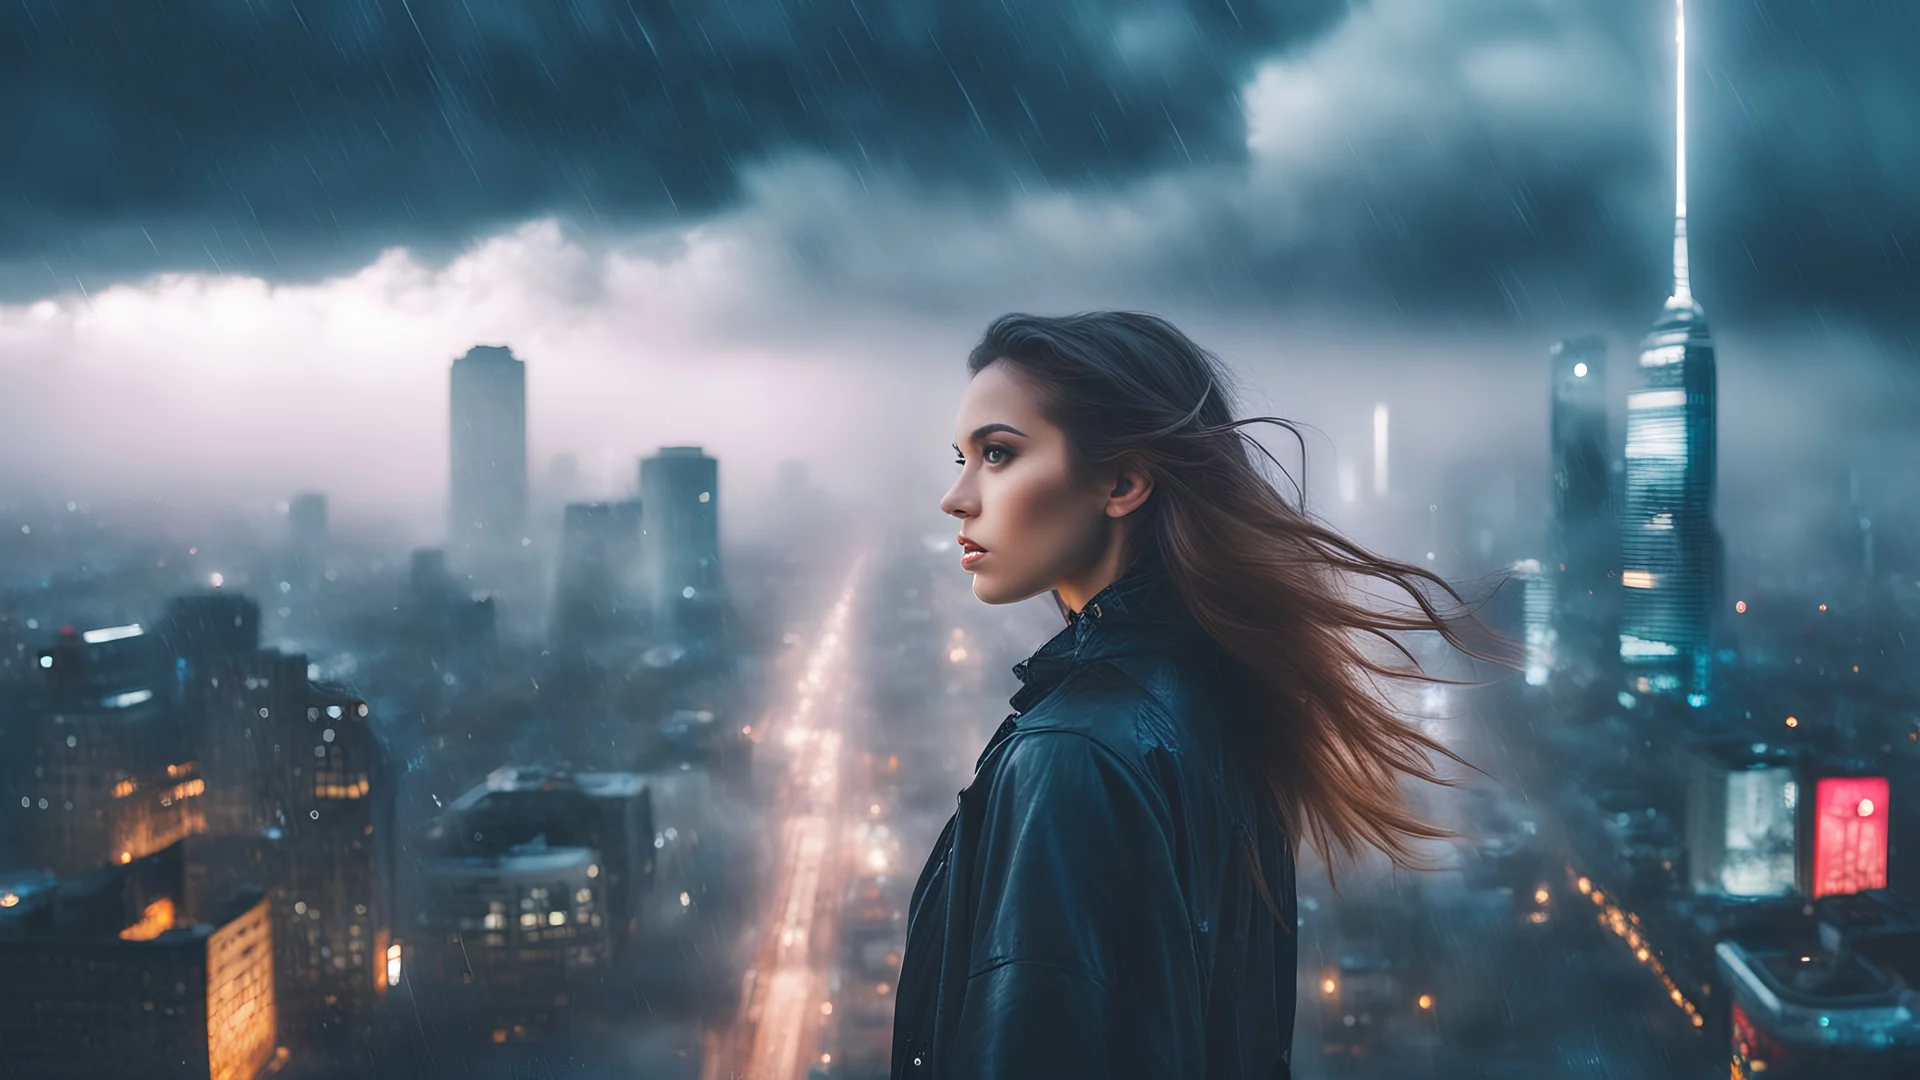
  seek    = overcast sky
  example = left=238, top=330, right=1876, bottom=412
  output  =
left=0, top=0, right=1914, bottom=546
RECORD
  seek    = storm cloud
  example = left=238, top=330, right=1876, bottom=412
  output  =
left=2, top=0, right=1917, bottom=327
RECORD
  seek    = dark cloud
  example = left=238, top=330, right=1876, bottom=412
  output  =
left=1, top=0, right=1916, bottom=330
left=0, top=0, right=1342, bottom=291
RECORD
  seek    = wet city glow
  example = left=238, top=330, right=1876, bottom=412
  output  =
left=1568, top=865, right=1704, bottom=1028
left=118, top=897, right=175, bottom=941
left=734, top=566, right=864, bottom=1080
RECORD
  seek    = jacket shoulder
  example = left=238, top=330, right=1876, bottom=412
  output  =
left=1013, top=660, right=1191, bottom=772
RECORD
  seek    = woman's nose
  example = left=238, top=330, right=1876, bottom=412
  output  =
left=939, top=477, right=973, bottom=519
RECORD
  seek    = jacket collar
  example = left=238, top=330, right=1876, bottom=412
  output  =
left=1008, top=555, right=1205, bottom=716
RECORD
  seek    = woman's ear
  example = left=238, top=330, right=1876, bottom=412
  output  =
left=1105, top=463, right=1153, bottom=518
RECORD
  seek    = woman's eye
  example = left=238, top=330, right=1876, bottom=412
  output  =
left=982, top=445, right=1009, bottom=465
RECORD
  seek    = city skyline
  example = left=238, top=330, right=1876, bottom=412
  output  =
left=2, top=3, right=1918, bottom=1077
left=0, top=2, right=1913, bottom=548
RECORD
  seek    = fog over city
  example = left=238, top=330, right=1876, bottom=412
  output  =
left=2, top=1, right=1917, bottom=1078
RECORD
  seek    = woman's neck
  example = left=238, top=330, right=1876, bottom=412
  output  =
left=1055, top=530, right=1143, bottom=615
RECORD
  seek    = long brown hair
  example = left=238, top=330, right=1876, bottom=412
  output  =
left=970, top=311, right=1518, bottom=887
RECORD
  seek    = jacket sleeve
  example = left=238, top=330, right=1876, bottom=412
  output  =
left=950, top=728, right=1202, bottom=1079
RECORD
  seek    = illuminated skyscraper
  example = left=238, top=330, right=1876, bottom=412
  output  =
left=30, top=623, right=205, bottom=877
left=1620, top=0, right=1722, bottom=707
left=1510, top=559, right=1557, bottom=687
left=449, top=345, right=529, bottom=555
left=198, top=649, right=394, bottom=1068
left=0, top=842, right=278, bottom=1080
left=1548, top=335, right=1615, bottom=674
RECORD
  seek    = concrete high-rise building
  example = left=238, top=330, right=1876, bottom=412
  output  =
left=30, top=623, right=205, bottom=877
left=0, top=842, right=278, bottom=1080
left=197, top=649, right=394, bottom=1066
left=1620, top=0, right=1722, bottom=708
left=639, top=446, right=722, bottom=635
left=158, top=592, right=261, bottom=710
left=449, top=345, right=529, bottom=555
left=552, top=500, right=646, bottom=645
left=1548, top=335, right=1616, bottom=675
left=438, top=766, right=653, bottom=947
left=417, top=843, right=607, bottom=1045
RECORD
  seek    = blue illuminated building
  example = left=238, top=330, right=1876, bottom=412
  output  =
left=1620, top=0, right=1722, bottom=708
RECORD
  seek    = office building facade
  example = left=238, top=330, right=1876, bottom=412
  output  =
left=449, top=345, right=529, bottom=555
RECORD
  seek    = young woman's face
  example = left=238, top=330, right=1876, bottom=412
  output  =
left=939, top=361, right=1112, bottom=605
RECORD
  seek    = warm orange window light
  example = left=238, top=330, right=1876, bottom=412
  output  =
left=1812, top=776, right=1890, bottom=898
left=119, top=898, right=176, bottom=941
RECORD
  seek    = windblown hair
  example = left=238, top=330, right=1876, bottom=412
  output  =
left=969, top=311, right=1517, bottom=887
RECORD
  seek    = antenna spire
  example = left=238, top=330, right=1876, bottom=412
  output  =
left=1672, top=0, right=1691, bottom=303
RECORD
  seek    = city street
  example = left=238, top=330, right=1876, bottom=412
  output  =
left=710, top=561, right=864, bottom=1080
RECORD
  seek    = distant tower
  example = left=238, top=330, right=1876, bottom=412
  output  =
left=449, top=346, right=529, bottom=556
left=1511, top=559, right=1557, bottom=687
left=552, top=500, right=646, bottom=644
left=639, top=447, right=721, bottom=635
left=1371, top=403, right=1390, bottom=498
left=288, top=492, right=328, bottom=550
left=1620, top=0, right=1722, bottom=708
left=1549, top=336, right=1614, bottom=673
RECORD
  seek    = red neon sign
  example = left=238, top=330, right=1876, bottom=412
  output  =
left=1812, top=776, right=1889, bottom=898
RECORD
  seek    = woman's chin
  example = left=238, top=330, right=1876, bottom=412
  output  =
left=969, top=573, right=1031, bottom=607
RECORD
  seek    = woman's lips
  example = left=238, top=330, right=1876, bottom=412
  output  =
left=958, top=535, right=986, bottom=571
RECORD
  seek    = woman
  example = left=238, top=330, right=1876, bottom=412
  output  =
left=890, top=312, right=1502, bottom=1079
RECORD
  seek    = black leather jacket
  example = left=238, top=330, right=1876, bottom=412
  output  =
left=891, top=560, right=1297, bottom=1079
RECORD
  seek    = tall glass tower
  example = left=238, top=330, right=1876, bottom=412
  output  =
left=1620, top=0, right=1721, bottom=707
left=1549, top=335, right=1614, bottom=675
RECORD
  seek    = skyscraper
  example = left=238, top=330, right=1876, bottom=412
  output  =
left=198, top=650, right=394, bottom=1067
left=30, top=623, right=205, bottom=877
left=553, top=500, right=646, bottom=645
left=639, top=446, right=722, bottom=635
left=449, top=345, right=529, bottom=555
left=1620, top=0, right=1721, bottom=707
left=1511, top=559, right=1557, bottom=687
left=1548, top=335, right=1615, bottom=674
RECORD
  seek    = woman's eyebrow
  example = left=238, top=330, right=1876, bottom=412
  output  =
left=958, top=423, right=1029, bottom=449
